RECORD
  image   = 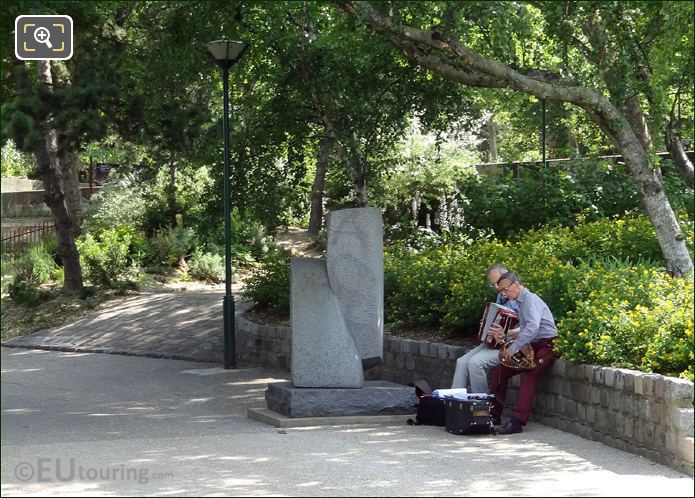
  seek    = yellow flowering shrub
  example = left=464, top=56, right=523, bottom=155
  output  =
left=385, top=245, right=461, bottom=327
left=556, top=265, right=694, bottom=381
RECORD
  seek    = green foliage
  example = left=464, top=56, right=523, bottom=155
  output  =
left=188, top=250, right=223, bottom=284
left=233, top=212, right=276, bottom=261
left=385, top=245, right=460, bottom=328
left=139, top=166, right=214, bottom=236
left=5, top=240, right=57, bottom=307
left=455, top=159, right=646, bottom=238
left=557, top=264, right=694, bottom=381
left=83, top=184, right=147, bottom=232
left=77, top=226, right=143, bottom=289
left=144, top=227, right=195, bottom=269
left=241, top=249, right=291, bottom=315
left=10, top=242, right=57, bottom=286
left=8, top=280, right=44, bottom=307
left=1, top=139, right=34, bottom=177
left=195, top=209, right=276, bottom=269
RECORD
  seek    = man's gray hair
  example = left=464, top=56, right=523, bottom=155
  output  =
left=498, top=271, right=522, bottom=285
left=487, top=263, right=508, bottom=275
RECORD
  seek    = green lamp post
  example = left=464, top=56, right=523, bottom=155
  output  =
left=207, top=40, right=248, bottom=369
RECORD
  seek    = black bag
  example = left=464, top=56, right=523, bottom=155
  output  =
left=413, top=395, right=446, bottom=426
left=444, top=398, right=496, bottom=435
left=407, top=380, right=446, bottom=426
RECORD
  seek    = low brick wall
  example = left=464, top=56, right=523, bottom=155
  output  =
left=236, top=314, right=694, bottom=475
left=531, top=362, right=694, bottom=475
left=236, top=314, right=292, bottom=371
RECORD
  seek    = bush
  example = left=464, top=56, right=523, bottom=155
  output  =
left=8, top=280, right=45, bottom=306
left=83, top=184, right=147, bottom=232
left=557, top=264, right=694, bottom=381
left=241, top=249, right=291, bottom=315
left=144, top=226, right=195, bottom=268
left=1, top=139, right=34, bottom=177
left=77, top=226, right=143, bottom=288
left=235, top=213, right=275, bottom=260
left=10, top=242, right=57, bottom=286
left=189, top=250, right=223, bottom=284
left=385, top=244, right=462, bottom=328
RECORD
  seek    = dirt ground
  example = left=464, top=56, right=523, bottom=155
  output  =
left=274, top=226, right=324, bottom=258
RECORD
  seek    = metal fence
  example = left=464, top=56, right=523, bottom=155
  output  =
left=1, top=221, right=55, bottom=254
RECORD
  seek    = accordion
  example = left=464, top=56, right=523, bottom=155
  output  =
left=499, top=341, right=536, bottom=370
left=478, top=302, right=519, bottom=349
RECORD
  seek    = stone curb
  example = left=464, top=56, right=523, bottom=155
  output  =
left=1, top=342, right=217, bottom=364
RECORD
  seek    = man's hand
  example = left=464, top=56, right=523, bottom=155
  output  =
left=500, top=347, right=514, bottom=361
left=489, top=323, right=505, bottom=345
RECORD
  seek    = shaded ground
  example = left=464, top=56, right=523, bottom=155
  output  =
left=2, top=283, right=249, bottom=364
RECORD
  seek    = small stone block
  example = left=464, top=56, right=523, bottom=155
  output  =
left=266, top=380, right=417, bottom=418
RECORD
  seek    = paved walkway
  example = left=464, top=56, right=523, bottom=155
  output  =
left=2, top=284, right=251, bottom=364
left=2, top=286, right=694, bottom=495
left=2, top=348, right=693, bottom=496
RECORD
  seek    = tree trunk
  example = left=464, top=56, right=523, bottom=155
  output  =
left=169, top=155, right=177, bottom=226
left=308, top=134, right=333, bottom=235
left=299, top=2, right=368, bottom=208
left=665, top=125, right=694, bottom=188
left=36, top=60, right=84, bottom=294
left=569, top=132, right=580, bottom=155
left=351, top=161, right=368, bottom=207
left=59, top=149, right=83, bottom=236
left=585, top=105, right=691, bottom=277
left=487, top=115, right=498, bottom=162
left=625, top=94, right=653, bottom=152
left=411, top=191, right=420, bottom=222
left=337, top=2, right=693, bottom=277
left=348, top=133, right=369, bottom=207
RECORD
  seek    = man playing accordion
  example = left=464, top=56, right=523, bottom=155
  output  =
left=489, top=271, right=559, bottom=435
left=451, top=264, right=519, bottom=399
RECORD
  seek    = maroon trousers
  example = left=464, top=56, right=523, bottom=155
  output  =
left=489, top=338, right=557, bottom=425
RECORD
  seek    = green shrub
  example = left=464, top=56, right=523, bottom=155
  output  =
left=145, top=226, right=195, bottom=268
left=236, top=214, right=275, bottom=259
left=77, top=226, right=142, bottom=288
left=385, top=245, right=461, bottom=328
left=84, top=185, right=147, bottom=232
left=10, top=243, right=57, bottom=286
left=556, top=264, right=694, bottom=381
left=189, top=250, right=224, bottom=284
left=8, top=280, right=44, bottom=306
left=241, top=249, right=291, bottom=315
left=50, top=266, right=65, bottom=285
left=1, top=260, right=14, bottom=296
left=1, top=139, right=34, bottom=177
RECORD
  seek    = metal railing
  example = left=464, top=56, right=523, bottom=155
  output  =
left=1, top=221, right=54, bottom=254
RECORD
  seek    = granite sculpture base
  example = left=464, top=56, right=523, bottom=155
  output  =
left=266, top=381, right=417, bottom=418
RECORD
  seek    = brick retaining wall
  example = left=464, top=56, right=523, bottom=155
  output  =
left=236, top=314, right=694, bottom=475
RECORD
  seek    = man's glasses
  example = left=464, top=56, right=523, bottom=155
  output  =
left=497, top=281, right=516, bottom=293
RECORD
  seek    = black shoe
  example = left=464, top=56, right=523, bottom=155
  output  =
left=497, top=420, right=523, bottom=434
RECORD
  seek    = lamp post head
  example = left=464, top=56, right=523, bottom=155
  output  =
left=207, top=40, right=248, bottom=69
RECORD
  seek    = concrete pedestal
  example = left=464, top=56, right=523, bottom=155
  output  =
left=266, top=380, right=417, bottom=418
